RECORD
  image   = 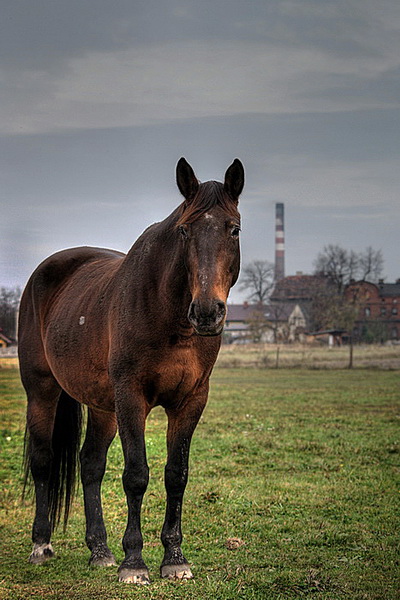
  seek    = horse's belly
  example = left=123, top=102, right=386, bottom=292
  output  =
left=63, top=370, right=114, bottom=411
left=43, top=313, right=115, bottom=410
left=48, top=355, right=115, bottom=411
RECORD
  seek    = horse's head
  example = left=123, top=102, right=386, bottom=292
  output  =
left=176, top=158, right=244, bottom=336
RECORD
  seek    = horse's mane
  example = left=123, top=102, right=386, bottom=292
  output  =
left=176, top=181, right=240, bottom=226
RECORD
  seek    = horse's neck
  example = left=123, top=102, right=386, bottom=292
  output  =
left=119, top=222, right=191, bottom=322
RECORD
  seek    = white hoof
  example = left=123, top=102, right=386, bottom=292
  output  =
left=118, top=567, right=150, bottom=584
left=161, top=563, right=193, bottom=580
left=29, top=543, right=55, bottom=564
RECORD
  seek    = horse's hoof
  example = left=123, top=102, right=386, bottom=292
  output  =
left=28, top=543, right=55, bottom=565
left=89, top=552, right=117, bottom=567
left=118, top=567, right=150, bottom=584
left=161, top=563, right=193, bottom=580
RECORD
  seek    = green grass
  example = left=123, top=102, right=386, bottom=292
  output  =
left=0, top=367, right=399, bottom=599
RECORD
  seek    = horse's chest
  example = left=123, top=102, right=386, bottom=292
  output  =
left=147, top=348, right=204, bottom=402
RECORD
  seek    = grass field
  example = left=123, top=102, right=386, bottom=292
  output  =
left=0, top=366, right=399, bottom=599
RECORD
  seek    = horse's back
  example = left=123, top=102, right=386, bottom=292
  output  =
left=19, top=246, right=124, bottom=353
left=24, top=247, right=124, bottom=297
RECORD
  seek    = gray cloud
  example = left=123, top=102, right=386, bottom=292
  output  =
left=2, top=37, right=399, bottom=135
left=2, top=0, right=399, bottom=134
left=1, top=0, right=399, bottom=293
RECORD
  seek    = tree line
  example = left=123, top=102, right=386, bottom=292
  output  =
left=239, top=244, right=385, bottom=341
left=240, top=245, right=384, bottom=303
left=313, top=245, right=383, bottom=293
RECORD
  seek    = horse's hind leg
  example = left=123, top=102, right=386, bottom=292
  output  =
left=24, top=376, right=61, bottom=564
left=80, top=408, right=117, bottom=567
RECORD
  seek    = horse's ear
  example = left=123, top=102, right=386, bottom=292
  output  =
left=176, top=158, right=200, bottom=201
left=224, top=159, right=245, bottom=200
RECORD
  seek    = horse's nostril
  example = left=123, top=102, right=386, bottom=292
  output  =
left=216, top=301, right=226, bottom=318
left=188, top=299, right=226, bottom=333
left=188, top=301, right=198, bottom=322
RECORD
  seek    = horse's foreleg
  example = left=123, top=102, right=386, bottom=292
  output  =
left=160, top=391, right=208, bottom=580
left=116, top=397, right=150, bottom=585
left=80, top=408, right=117, bottom=567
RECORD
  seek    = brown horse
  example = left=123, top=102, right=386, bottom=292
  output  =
left=19, top=158, right=244, bottom=584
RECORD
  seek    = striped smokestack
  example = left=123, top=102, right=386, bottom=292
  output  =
left=275, top=203, right=285, bottom=281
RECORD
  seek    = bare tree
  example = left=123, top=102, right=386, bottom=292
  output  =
left=308, top=278, right=339, bottom=331
left=246, top=306, right=270, bottom=343
left=314, top=245, right=355, bottom=292
left=314, top=244, right=384, bottom=290
left=264, top=303, right=291, bottom=343
left=306, top=273, right=362, bottom=334
left=348, top=250, right=360, bottom=282
left=358, top=247, right=384, bottom=282
left=239, top=260, right=275, bottom=303
left=0, top=286, right=21, bottom=340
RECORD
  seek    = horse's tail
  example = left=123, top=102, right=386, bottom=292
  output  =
left=24, top=390, right=83, bottom=531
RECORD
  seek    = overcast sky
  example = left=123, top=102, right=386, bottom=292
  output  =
left=1, top=0, right=399, bottom=302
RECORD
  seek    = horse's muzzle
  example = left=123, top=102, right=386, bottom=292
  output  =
left=187, top=299, right=226, bottom=336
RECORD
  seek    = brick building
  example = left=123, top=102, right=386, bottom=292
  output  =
left=345, top=279, right=400, bottom=342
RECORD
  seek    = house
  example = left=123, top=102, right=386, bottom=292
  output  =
left=0, top=329, right=17, bottom=356
left=345, top=279, right=400, bottom=342
left=269, top=272, right=332, bottom=329
left=0, top=330, right=13, bottom=348
left=224, top=302, right=307, bottom=343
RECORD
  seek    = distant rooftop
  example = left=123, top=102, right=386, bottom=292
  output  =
left=270, top=273, right=328, bottom=301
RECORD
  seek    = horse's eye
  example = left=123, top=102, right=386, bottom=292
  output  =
left=178, top=225, right=189, bottom=239
left=231, top=226, right=241, bottom=238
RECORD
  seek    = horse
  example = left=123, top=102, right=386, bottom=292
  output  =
left=19, top=157, right=244, bottom=584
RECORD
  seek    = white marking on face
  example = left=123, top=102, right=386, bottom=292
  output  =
left=204, top=212, right=219, bottom=231
left=199, top=268, right=209, bottom=291
left=79, top=316, right=85, bottom=325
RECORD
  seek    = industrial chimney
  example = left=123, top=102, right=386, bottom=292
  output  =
left=275, top=203, right=285, bottom=281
